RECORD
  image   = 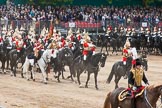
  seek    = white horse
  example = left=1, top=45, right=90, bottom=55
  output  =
left=23, top=49, right=52, bottom=84
left=22, top=57, right=35, bottom=81
left=37, top=49, right=52, bottom=84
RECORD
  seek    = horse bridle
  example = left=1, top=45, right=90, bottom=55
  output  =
left=144, top=87, right=154, bottom=108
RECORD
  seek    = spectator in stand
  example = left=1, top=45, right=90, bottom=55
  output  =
left=0, top=3, right=161, bottom=32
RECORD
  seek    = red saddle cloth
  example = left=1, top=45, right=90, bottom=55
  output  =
left=127, top=86, right=145, bottom=98
left=118, top=86, right=145, bottom=101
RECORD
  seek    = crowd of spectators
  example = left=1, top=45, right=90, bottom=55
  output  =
left=0, top=1, right=162, bottom=29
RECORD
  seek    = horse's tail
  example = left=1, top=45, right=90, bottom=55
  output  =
left=103, top=92, right=112, bottom=108
left=106, top=64, right=115, bottom=83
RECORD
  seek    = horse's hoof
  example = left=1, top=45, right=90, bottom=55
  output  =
left=66, top=76, right=71, bottom=79
left=27, top=79, right=30, bottom=81
left=33, top=79, right=35, bottom=82
left=123, top=75, right=127, bottom=79
left=85, top=85, right=88, bottom=88
left=79, top=84, right=84, bottom=88
left=106, top=80, right=110, bottom=84
left=96, top=87, right=99, bottom=90
left=73, top=81, right=77, bottom=84
left=54, top=76, right=58, bottom=79
left=46, top=78, right=48, bottom=81
left=44, top=82, right=47, bottom=84
left=58, top=80, right=61, bottom=83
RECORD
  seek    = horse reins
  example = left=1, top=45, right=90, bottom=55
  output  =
left=144, top=87, right=154, bottom=108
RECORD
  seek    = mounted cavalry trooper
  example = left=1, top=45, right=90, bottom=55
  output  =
left=6, top=25, right=14, bottom=49
left=130, top=28, right=136, bottom=37
left=82, top=32, right=96, bottom=64
left=122, top=39, right=132, bottom=78
left=33, top=36, right=44, bottom=64
left=145, top=27, right=151, bottom=37
left=126, top=27, right=131, bottom=37
left=79, top=29, right=86, bottom=45
left=152, top=27, right=157, bottom=37
left=118, top=26, right=125, bottom=41
left=127, top=59, right=149, bottom=108
left=113, top=27, right=119, bottom=38
left=140, top=27, right=145, bottom=34
left=157, top=27, right=161, bottom=36
left=15, top=33, right=26, bottom=61
left=106, top=26, right=112, bottom=37
left=66, top=28, right=75, bottom=50
left=67, top=28, right=74, bottom=42
left=76, top=28, right=82, bottom=41
left=122, top=39, right=132, bottom=65
left=48, top=40, right=59, bottom=56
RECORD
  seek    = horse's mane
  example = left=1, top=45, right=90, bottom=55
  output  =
left=147, top=83, right=162, bottom=92
left=90, top=53, right=103, bottom=66
left=92, top=53, right=102, bottom=57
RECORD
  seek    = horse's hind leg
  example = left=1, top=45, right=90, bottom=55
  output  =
left=114, top=75, right=121, bottom=89
left=1, top=60, right=6, bottom=74
left=68, top=66, right=74, bottom=81
left=105, top=46, right=109, bottom=55
left=94, top=71, right=99, bottom=90
left=62, top=70, right=65, bottom=79
left=100, top=46, right=103, bottom=53
left=13, top=64, right=17, bottom=77
left=10, top=62, right=13, bottom=76
left=77, top=71, right=82, bottom=87
left=57, top=71, right=61, bottom=82
left=31, top=66, right=35, bottom=81
left=39, top=66, right=47, bottom=84
left=85, top=72, right=91, bottom=88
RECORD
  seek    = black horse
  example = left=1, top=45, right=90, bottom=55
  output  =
left=71, top=53, right=107, bottom=89
left=51, top=54, right=63, bottom=82
left=106, top=56, right=133, bottom=89
left=99, top=35, right=111, bottom=55
left=72, top=42, right=83, bottom=59
left=153, top=35, right=161, bottom=55
left=106, top=55, right=148, bottom=89
left=0, top=44, right=7, bottom=73
left=9, top=42, right=33, bottom=77
left=52, top=47, right=74, bottom=81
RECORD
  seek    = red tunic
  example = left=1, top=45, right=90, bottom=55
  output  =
left=0, top=37, right=3, bottom=43
left=122, top=48, right=129, bottom=62
left=83, top=42, right=89, bottom=55
left=16, top=40, right=23, bottom=52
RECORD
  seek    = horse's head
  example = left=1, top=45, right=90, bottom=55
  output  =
left=145, top=84, right=162, bottom=107
left=63, top=47, right=73, bottom=58
left=126, top=56, right=133, bottom=65
left=91, top=53, right=107, bottom=67
left=100, top=53, right=107, bottom=67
